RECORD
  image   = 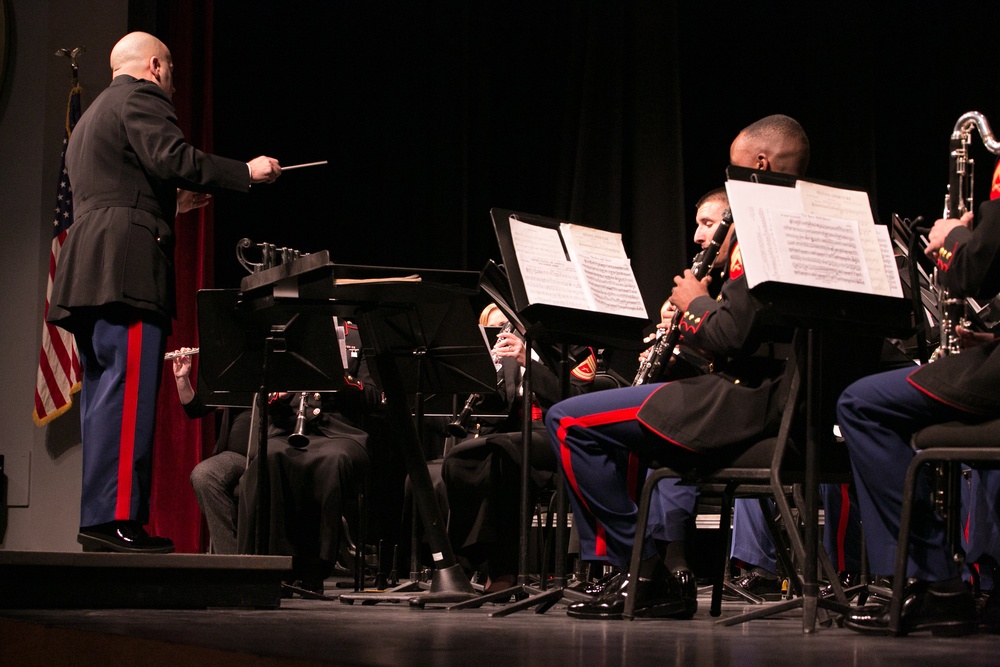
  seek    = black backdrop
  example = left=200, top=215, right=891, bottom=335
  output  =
left=206, top=2, right=1000, bottom=335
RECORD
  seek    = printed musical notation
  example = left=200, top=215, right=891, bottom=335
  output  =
left=725, top=179, right=904, bottom=298
left=508, top=217, right=648, bottom=319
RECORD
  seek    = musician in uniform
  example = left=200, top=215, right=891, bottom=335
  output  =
left=236, top=321, right=384, bottom=593
left=441, top=304, right=599, bottom=593
left=543, top=115, right=810, bottom=620
left=838, top=200, right=1000, bottom=635
left=46, top=31, right=281, bottom=553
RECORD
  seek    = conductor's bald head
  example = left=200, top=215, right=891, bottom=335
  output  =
left=110, top=31, right=175, bottom=98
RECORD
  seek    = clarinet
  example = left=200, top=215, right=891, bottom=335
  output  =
left=446, top=320, right=515, bottom=438
left=633, top=210, right=733, bottom=385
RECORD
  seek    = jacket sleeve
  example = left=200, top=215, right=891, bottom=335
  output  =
left=938, top=199, right=1000, bottom=301
left=123, top=81, right=250, bottom=194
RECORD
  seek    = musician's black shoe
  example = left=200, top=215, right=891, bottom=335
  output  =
left=978, top=591, right=1000, bottom=634
left=844, top=579, right=978, bottom=637
left=583, top=568, right=624, bottom=596
left=820, top=571, right=861, bottom=600
left=78, top=521, right=174, bottom=554
left=566, top=571, right=688, bottom=620
left=722, top=569, right=783, bottom=601
left=673, top=569, right=699, bottom=619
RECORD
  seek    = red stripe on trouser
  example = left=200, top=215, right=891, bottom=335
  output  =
left=116, top=322, right=143, bottom=520
left=556, top=406, right=641, bottom=560
left=836, top=483, right=849, bottom=571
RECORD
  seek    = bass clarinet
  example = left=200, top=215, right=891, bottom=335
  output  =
left=633, top=209, right=733, bottom=385
left=933, top=111, right=1000, bottom=359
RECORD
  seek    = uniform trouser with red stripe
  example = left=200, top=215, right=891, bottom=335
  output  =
left=962, top=469, right=1000, bottom=589
left=544, top=383, right=697, bottom=570
left=77, top=316, right=165, bottom=528
left=731, top=482, right=863, bottom=574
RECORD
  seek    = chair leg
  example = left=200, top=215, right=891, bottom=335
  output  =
left=889, top=454, right=928, bottom=635
left=710, top=485, right=737, bottom=617
left=623, top=468, right=669, bottom=620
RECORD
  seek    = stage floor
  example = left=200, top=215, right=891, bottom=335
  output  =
left=1, top=576, right=997, bottom=666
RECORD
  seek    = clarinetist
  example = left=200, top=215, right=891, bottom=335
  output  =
left=543, top=115, right=824, bottom=621
left=439, top=302, right=600, bottom=594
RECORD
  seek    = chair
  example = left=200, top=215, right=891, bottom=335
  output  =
left=623, top=328, right=880, bottom=622
left=887, top=416, right=1000, bottom=635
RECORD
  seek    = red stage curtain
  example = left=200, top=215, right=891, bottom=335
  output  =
left=148, top=2, right=217, bottom=553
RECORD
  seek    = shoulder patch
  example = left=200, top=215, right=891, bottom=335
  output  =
left=571, top=353, right=597, bottom=382
left=729, top=241, right=744, bottom=280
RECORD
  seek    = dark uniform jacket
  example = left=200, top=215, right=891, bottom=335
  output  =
left=636, top=237, right=792, bottom=455
left=909, top=198, right=1000, bottom=415
left=48, top=75, right=251, bottom=333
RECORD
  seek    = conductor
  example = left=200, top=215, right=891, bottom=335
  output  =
left=47, top=31, right=282, bottom=553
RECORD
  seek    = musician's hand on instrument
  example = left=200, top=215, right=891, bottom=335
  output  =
left=659, top=300, right=678, bottom=326
left=956, top=325, right=995, bottom=349
left=494, top=333, right=527, bottom=367
left=669, top=270, right=711, bottom=313
left=248, top=156, right=282, bottom=184
left=176, top=189, right=212, bottom=214
left=925, top=211, right=973, bottom=257
left=171, top=347, right=195, bottom=380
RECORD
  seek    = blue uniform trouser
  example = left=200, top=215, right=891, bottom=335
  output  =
left=837, top=366, right=971, bottom=580
left=77, top=316, right=165, bottom=528
left=546, top=383, right=698, bottom=570
left=731, top=483, right=863, bottom=574
left=963, top=468, right=1000, bottom=590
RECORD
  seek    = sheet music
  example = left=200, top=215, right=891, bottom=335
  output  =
left=559, top=223, right=649, bottom=318
left=509, top=218, right=590, bottom=308
left=796, top=181, right=902, bottom=297
left=726, top=179, right=904, bottom=297
left=508, top=217, right=648, bottom=319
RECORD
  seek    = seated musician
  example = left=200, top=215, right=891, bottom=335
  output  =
left=837, top=201, right=1000, bottom=636
left=542, top=115, right=810, bottom=621
left=236, top=320, right=384, bottom=593
left=440, top=302, right=599, bottom=593
left=173, top=321, right=383, bottom=594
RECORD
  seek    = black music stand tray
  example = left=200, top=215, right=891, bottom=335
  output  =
left=338, top=280, right=500, bottom=606
left=196, top=288, right=348, bottom=558
left=447, top=210, right=648, bottom=616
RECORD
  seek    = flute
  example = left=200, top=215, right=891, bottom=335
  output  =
left=164, top=348, right=200, bottom=360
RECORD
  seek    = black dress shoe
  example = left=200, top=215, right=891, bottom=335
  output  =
left=672, top=569, right=698, bottom=619
left=978, top=591, right=1000, bottom=634
left=78, top=521, right=174, bottom=554
left=844, top=580, right=978, bottom=637
left=820, top=571, right=860, bottom=600
left=566, top=572, right=688, bottom=620
left=583, top=569, right=623, bottom=596
left=722, top=570, right=783, bottom=601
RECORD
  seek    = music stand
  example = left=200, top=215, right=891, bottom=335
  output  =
left=716, top=169, right=915, bottom=632
left=339, top=280, right=500, bottom=605
left=196, top=288, right=347, bottom=556
left=449, top=210, right=648, bottom=616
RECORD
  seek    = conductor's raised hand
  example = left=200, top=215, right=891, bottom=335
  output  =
left=248, top=156, right=282, bottom=184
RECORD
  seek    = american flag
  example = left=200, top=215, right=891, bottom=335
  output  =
left=33, top=84, right=83, bottom=426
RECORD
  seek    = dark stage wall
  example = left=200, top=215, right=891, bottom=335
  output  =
left=207, top=2, right=1000, bottom=324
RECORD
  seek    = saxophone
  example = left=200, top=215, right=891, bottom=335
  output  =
left=633, top=210, right=733, bottom=385
left=933, top=111, right=1000, bottom=359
